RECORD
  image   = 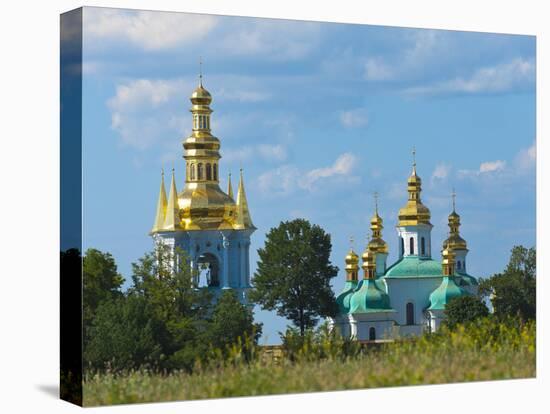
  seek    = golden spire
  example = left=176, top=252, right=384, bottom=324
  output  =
left=368, top=192, right=388, bottom=254
left=199, top=56, right=203, bottom=87
left=163, top=169, right=180, bottom=231
left=443, top=189, right=468, bottom=251
left=151, top=169, right=167, bottom=233
left=227, top=172, right=234, bottom=199
left=441, top=245, right=456, bottom=276
left=235, top=169, right=255, bottom=229
left=345, top=238, right=360, bottom=281
left=397, top=148, right=431, bottom=226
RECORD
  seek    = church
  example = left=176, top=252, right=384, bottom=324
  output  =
left=329, top=158, right=478, bottom=340
left=149, top=75, right=255, bottom=304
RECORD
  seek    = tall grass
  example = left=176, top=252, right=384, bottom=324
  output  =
left=83, top=318, right=535, bottom=406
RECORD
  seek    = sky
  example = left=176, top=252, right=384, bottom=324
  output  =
left=81, top=6, right=536, bottom=344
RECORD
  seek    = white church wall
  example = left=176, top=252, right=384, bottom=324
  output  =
left=385, top=277, right=441, bottom=327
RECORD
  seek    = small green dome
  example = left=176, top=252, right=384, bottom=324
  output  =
left=336, top=280, right=358, bottom=314
left=349, top=279, right=393, bottom=314
left=428, top=276, right=468, bottom=310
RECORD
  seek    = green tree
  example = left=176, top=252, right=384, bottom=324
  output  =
left=208, top=290, right=263, bottom=355
left=128, top=244, right=213, bottom=370
left=83, top=248, right=124, bottom=329
left=84, top=295, right=162, bottom=370
left=444, top=295, right=489, bottom=329
left=479, top=245, right=536, bottom=321
left=250, top=219, right=339, bottom=336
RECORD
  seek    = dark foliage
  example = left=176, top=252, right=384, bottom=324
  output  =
left=479, top=245, right=536, bottom=322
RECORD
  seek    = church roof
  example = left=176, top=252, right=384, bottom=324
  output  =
left=349, top=279, right=395, bottom=314
left=428, top=276, right=468, bottom=310
left=336, top=280, right=359, bottom=314
left=384, top=256, right=443, bottom=278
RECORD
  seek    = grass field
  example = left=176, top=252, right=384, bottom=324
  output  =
left=82, top=320, right=535, bottom=406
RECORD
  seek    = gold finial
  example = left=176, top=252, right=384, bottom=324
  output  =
left=349, top=235, right=354, bottom=249
left=452, top=188, right=456, bottom=212
left=161, top=168, right=164, bottom=177
left=199, top=56, right=203, bottom=86
left=412, top=146, right=417, bottom=174
left=374, top=191, right=379, bottom=215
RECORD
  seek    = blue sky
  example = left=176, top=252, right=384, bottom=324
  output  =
left=81, top=7, right=535, bottom=344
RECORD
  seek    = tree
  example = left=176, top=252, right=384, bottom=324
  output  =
left=444, top=295, right=489, bottom=329
left=128, top=244, right=213, bottom=370
left=83, top=248, right=124, bottom=330
left=208, top=290, right=263, bottom=354
left=84, top=295, right=162, bottom=370
left=479, top=245, right=536, bottom=322
left=249, top=219, right=339, bottom=336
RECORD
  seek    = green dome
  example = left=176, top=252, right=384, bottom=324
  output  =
left=349, top=279, right=393, bottom=314
left=336, top=280, right=358, bottom=314
left=384, top=256, right=443, bottom=279
left=428, top=276, right=468, bottom=310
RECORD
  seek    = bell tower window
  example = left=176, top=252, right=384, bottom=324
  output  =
left=213, top=163, right=218, bottom=181
left=206, top=163, right=212, bottom=180
left=190, top=164, right=196, bottom=180
left=198, top=163, right=204, bottom=180
left=421, top=237, right=425, bottom=255
left=409, top=237, right=414, bottom=255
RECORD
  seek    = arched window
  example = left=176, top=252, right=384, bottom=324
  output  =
left=213, top=163, right=218, bottom=180
left=197, top=163, right=203, bottom=180
left=400, top=237, right=404, bottom=256
left=457, top=260, right=461, bottom=270
left=369, top=327, right=376, bottom=341
left=421, top=237, right=425, bottom=256
left=406, top=302, right=414, bottom=325
left=409, top=237, right=415, bottom=255
left=206, top=163, right=212, bottom=180
left=190, top=164, right=196, bottom=180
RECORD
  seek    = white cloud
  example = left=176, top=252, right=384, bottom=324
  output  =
left=304, top=153, right=357, bottom=189
left=515, top=141, right=536, bottom=170
left=257, top=144, right=287, bottom=162
left=257, top=153, right=358, bottom=196
left=222, top=144, right=287, bottom=164
left=257, top=165, right=300, bottom=196
left=430, top=163, right=451, bottom=186
left=107, top=79, right=193, bottom=149
left=479, top=160, right=506, bottom=173
left=84, top=8, right=217, bottom=50
left=339, top=108, right=369, bottom=128
left=364, top=57, right=394, bottom=81
left=406, top=58, right=535, bottom=96
left=363, top=30, right=443, bottom=82
left=458, top=160, right=507, bottom=177
left=217, top=20, right=321, bottom=61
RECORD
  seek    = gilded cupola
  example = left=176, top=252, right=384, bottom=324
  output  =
left=345, top=247, right=360, bottom=282
left=397, top=149, right=432, bottom=227
left=150, top=68, right=254, bottom=233
left=441, top=246, right=456, bottom=276
left=361, top=244, right=376, bottom=280
left=443, top=190, right=468, bottom=251
left=368, top=193, right=389, bottom=254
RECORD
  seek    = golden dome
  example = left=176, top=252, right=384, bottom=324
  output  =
left=151, top=76, right=254, bottom=233
left=441, top=246, right=456, bottom=276
left=190, top=84, right=212, bottom=105
left=443, top=190, right=468, bottom=251
left=345, top=249, right=359, bottom=267
left=398, top=162, right=432, bottom=227
left=361, top=248, right=375, bottom=269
